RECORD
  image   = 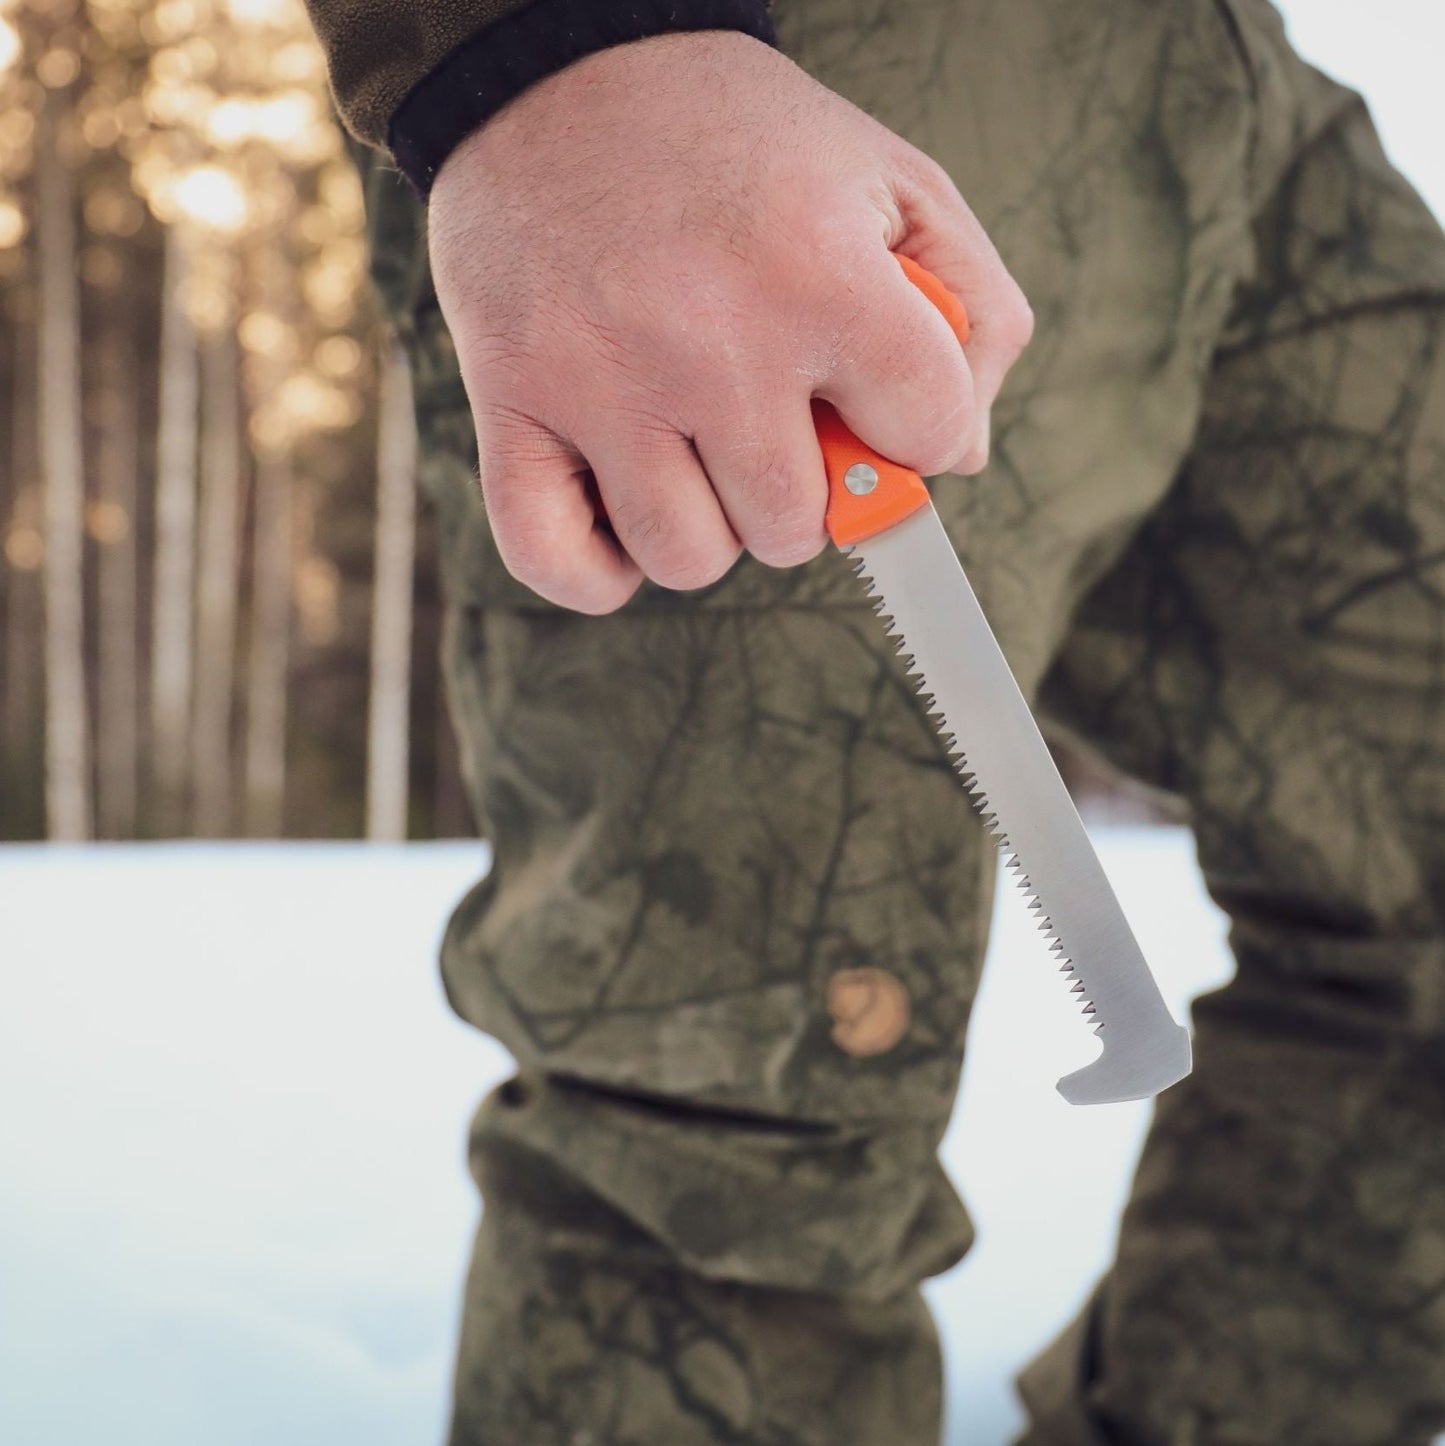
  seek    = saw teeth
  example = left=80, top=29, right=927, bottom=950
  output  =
left=850, top=547, right=1110, bottom=1036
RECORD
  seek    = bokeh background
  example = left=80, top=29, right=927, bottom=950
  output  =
left=0, top=0, right=467, bottom=843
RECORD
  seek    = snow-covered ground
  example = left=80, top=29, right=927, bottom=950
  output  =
left=0, top=830, right=1232, bottom=1445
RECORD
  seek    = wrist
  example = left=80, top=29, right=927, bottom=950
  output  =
left=389, top=0, right=779, bottom=199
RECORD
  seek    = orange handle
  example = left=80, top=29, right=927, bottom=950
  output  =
left=817, top=252, right=971, bottom=547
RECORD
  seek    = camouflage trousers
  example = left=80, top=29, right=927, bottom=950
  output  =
left=356, top=0, right=1445, bottom=1440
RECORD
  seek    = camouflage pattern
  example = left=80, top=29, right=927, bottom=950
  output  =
left=353, top=0, right=1445, bottom=1439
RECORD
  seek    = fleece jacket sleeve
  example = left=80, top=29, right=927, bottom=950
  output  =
left=302, top=0, right=779, bottom=197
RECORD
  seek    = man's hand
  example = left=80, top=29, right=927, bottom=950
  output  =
left=428, top=30, right=1033, bottom=614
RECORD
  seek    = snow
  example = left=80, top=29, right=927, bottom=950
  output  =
left=0, top=830, right=1233, bottom=1445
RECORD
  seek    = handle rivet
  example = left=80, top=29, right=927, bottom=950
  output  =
left=845, top=463, right=879, bottom=496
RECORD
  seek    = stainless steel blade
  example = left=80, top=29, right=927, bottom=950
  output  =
left=849, top=504, right=1191, bottom=1105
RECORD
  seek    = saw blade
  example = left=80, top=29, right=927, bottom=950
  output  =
left=848, top=502, right=1191, bottom=1105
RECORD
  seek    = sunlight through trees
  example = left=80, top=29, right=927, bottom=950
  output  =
left=0, top=0, right=447, bottom=839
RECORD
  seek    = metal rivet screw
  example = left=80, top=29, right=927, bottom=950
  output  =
left=845, top=462, right=879, bottom=496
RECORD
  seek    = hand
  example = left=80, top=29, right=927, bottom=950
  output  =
left=428, top=30, right=1033, bottom=613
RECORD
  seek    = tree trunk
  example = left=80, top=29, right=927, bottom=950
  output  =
left=95, top=321, right=140, bottom=839
left=191, top=330, right=242, bottom=836
left=243, top=447, right=292, bottom=837
left=364, top=338, right=417, bottom=842
left=149, top=224, right=199, bottom=832
left=36, top=97, right=91, bottom=842
left=4, top=281, right=40, bottom=776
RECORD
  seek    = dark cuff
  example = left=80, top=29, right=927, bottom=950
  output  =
left=388, top=0, right=779, bottom=199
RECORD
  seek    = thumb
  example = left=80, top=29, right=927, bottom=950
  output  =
left=814, top=235, right=980, bottom=478
left=887, top=152, right=1035, bottom=471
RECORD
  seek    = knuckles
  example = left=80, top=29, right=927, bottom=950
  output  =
left=708, top=435, right=830, bottom=566
left=606, top=496, right=739, bottom=591
left=996, top=284, right=1036, bottom=360
left=651, top=545, right=741, bottom=592
left=458, top=214, right=1037, bottom=591
left=497, top=529, right=640, bottom=614
left=490, top=521, right=567, bottom=596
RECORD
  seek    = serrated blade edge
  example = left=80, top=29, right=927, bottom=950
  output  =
left=849, top=504, right=1191, bottom=1105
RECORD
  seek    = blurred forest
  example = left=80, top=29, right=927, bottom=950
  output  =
left=0, top=0, right=471, bottom=841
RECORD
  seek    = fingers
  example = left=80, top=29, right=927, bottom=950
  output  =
left=477, top=406, right=643, bottom=614
left=690, top=395, right=830, bottom=568
left=475, top=199, right=1029, bottom=617
left=581, top=421, right=745, bottom=591
left=485, top=394, right=821, bottom=606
